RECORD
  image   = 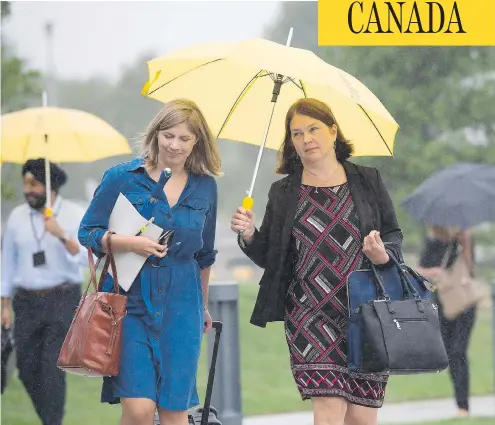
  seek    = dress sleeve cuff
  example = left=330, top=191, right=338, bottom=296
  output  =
left=237, top=229, right=258, bottom=253
left=375, top=248, right=400, bottom=270
left=83, top=228, right=107, bottom=258
left=196, top=249, right=218, bottom=269
left=374, top=257, right=395, bottom=270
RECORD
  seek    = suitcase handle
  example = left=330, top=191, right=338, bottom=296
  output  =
left=211, top=321, right=223, bottom=333
left=201, top=320, right=222, bottom=425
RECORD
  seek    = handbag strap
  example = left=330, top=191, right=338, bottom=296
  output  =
left=440, top=242, right=454, bottom=269
left=97, top=232, right=120, bottom=294
left=72, top=233, right=120, bottom=326
left=106, top=232, right=120, bottom=293
left=386, top=253, right=422, bottom=300
left=373, top=248, right=424, bottom=302
left=81, top=247, right=98, bottom=299
left=378, top=253, right=425, bottom=314
left=81, top=232, right=120, bottom=296
left=369, top=263, right=391, bottom=300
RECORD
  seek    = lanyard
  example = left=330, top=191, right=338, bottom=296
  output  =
left=29, top=201, right=63, bottom=250
left=30, top=213, right=46, bottom=250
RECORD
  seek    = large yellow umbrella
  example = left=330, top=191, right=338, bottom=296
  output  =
left=1, top=104, right=131, bottom=214
left=142, top=29, right=399, bottom=209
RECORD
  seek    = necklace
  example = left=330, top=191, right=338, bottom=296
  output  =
left=303, top=164, right=340, bottom=193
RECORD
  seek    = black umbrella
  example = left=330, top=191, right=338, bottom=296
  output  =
left=402, top=163, right=495, bottom=229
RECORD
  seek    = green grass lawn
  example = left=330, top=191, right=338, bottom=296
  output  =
left=2, top=284, right=493, bottom=424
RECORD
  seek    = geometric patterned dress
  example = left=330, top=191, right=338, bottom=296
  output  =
left=284, top=183, right=388, bottom=407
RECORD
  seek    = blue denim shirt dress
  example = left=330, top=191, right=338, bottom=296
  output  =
left=78, top=157, right=217, bottom=410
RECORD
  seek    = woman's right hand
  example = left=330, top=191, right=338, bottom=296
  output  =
left=130, top=236, right=168, bottom=259
left=231, top=207, right=255, bottom=243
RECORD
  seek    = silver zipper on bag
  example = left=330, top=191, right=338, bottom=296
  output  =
left=393, top=317, right=427, bottom=330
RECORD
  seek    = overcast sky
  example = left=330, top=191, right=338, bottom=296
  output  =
left=4, top=1, right=282, bottom=80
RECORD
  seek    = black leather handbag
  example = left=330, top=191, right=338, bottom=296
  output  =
left=357, top=256, right=449, bottom=374
left=347, top=250, right=434, bottom=372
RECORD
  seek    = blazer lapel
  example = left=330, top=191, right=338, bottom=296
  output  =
left=344, top=161, right=375, bottom=237
left=279, top=169, right=301, bottom=260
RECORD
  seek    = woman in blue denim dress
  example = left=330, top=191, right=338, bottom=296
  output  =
left=78, top=99, right=221, bottom=425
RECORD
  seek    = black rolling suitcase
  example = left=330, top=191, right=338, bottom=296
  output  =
left=154, top=321, right=223, bottom=425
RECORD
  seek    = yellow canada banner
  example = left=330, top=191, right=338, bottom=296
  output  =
left=318, top=0, right=495, bottom=46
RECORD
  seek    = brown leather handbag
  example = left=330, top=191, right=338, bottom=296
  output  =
left=57, top=233, right=127, bottom=377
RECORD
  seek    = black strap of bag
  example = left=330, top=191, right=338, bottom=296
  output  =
left=368, top=254, right=425, bottom=313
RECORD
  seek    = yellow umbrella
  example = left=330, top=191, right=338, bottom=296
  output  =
left=142, top=29, right=399, bottom=209
left=1, top=104, right=131, bottom=214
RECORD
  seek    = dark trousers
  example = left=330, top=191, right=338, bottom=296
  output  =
left=12, top=284, right=81, bottom=425
left=439, top=305, right=476, bottom=411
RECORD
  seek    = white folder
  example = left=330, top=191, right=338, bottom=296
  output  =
left=106, top=193, right=163, bottom=291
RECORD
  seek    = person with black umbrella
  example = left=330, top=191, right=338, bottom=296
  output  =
left=417, top=226, right=477, bottom=418
left=403, top=162, right=494, bottom=418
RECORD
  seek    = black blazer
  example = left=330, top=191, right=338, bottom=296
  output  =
left=239, top=161, right=404, bottom=328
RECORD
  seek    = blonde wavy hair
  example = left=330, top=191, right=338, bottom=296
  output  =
left=139, top=99, right=222, bottom=176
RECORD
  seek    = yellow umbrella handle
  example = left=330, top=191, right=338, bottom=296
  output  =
left=44, top=207, right=53, bottom=217
left=242, top=196, right=254, bottom=211
left=239, top=196, right=254, bottom=236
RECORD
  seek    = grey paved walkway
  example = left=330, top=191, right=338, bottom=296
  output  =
left=243, top=395, right=495, bottom=425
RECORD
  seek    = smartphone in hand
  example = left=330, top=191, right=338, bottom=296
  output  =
left=158, top=229, right=175, bottom=246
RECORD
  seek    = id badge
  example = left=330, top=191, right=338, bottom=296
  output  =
left=32, top=251, right=46, bottom=267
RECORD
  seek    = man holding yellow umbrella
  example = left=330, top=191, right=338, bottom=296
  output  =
left=1, top=99, right=132, bottom=215
left=142, top=31, right=402, bottom=424
left=0, top=103, right=130, bottom=425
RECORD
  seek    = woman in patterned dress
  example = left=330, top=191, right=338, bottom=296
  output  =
left=230, top=98, right=403, bottom=425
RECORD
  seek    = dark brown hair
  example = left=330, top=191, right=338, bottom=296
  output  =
left=276, top=98, right=353, bottom=175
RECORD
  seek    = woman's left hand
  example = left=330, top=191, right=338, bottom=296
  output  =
left=363, top=230, right=390, bottom=265
left=204, top=308, right=213, bottom=333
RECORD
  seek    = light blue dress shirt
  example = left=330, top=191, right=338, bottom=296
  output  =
left=1, top=196, right=88, bottom=297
